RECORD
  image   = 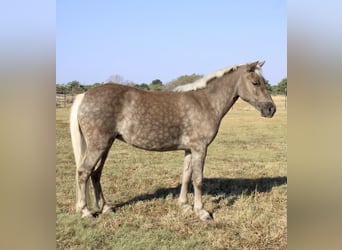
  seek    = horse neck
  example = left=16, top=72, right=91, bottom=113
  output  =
left=200, top=71, right=240, bottom=119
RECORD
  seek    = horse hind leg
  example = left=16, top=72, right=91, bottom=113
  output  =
left=77, top=146, right=110, bottom=218
left=76, top=158, right=94, bottom=218
left=91, top=148, right=113, bottom=214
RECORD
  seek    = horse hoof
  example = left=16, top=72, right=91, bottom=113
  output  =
left=196, top=209, right=213, bottom=221
left=102, top=205, right=114, bottom=214
left=81, top=210, right=94, bottom=218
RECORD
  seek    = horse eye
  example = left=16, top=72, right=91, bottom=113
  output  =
left=252, top=81, right=259, bottom=86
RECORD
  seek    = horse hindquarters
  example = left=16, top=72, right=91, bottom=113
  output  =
left=70, top=93, right=113, bottom=217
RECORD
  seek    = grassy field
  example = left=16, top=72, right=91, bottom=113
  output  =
left=56, top=96, right=287, bottom=249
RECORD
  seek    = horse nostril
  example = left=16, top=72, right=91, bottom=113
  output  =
left=269, top=105, right=276, bottom=116
left=262, top=102, right=276, bottom=117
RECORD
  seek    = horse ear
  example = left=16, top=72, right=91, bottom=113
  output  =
left=246, top=61, right=259, bottom=72
left=258, top=61, right=265, bottom=67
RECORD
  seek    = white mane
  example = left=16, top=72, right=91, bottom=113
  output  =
left=173, top=64, right=240, bottom=92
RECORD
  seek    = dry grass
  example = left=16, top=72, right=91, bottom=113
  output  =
left=56, top=95, right=287, bottom=249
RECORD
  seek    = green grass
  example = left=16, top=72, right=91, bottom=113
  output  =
left=56, top=96, right=287, bottom=249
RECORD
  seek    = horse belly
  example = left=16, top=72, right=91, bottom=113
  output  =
left=124, top=126, right=182, bottom=151
left=118, top=113, right=183, bottom=151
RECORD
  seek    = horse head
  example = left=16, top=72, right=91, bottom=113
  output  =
left=236, top=61, right=276, bottom=117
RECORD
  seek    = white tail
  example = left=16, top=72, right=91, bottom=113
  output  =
left=70, top=93, right=86, bottom=169
left=70, top=93, right=88, bottom=211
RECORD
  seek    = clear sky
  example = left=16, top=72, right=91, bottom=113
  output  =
left=57, top=1, right=286, bottom=86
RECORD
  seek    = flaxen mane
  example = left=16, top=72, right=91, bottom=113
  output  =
left=173, top=63, right=263, bottom=92
left=173, top=64, right=239, bottom=92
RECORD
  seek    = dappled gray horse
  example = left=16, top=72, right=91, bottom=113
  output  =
left=70, top=61, right=276, bottom=220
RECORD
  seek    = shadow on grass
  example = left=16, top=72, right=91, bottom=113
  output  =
left=113, top=176, right=287, bottom=210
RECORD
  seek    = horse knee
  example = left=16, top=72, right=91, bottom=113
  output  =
left=78, top=167, right=92, bottom=182
left=192, top=177, right=203, bottom=189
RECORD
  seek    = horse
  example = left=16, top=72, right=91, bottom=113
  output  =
left=70, top=61, right=276, bottom=220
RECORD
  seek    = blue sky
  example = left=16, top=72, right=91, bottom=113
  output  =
left=57, top=1, right=286, bottom=85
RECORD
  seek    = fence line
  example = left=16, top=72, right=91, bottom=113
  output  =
left=56, top=89, right=85, bottom=108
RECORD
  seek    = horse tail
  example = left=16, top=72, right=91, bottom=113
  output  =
left=70, top=93, right=88, bottom=210
left=70, top=93, right=86, bottom=170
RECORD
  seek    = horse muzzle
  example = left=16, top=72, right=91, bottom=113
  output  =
left=260, top=102, right=276, bottom=118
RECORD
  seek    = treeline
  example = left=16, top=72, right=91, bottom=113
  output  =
left=265, top=78, right=287, bottom=95
left=56, top=75, right=287, bottom=95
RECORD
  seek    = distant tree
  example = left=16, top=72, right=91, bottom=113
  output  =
left=56, top=81, right=106, bottom=94
left=264, top=80, right=273, bottom=93
left=163, top=74, right=203, bottom=91
left=66, top=80, right=85, bottom=94
left=135, top=83, right=150, bottom=90
left=90, top=82, right=104, bottom=88
left=67, top=80, right=79, bottom=89
left=277, top=78, right=287, bottom=95
left=272, top=78, right=287, bottom=95
left=107, top=74, right=125, bottom=84
left=56, top=83, right=67, bottom=93
left=149, top=79, right=163, bottom=91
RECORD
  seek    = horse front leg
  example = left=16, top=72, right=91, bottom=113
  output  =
left=191, top=148, right=212, bottom=221
left=178, top=150, right=192, bottom=213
